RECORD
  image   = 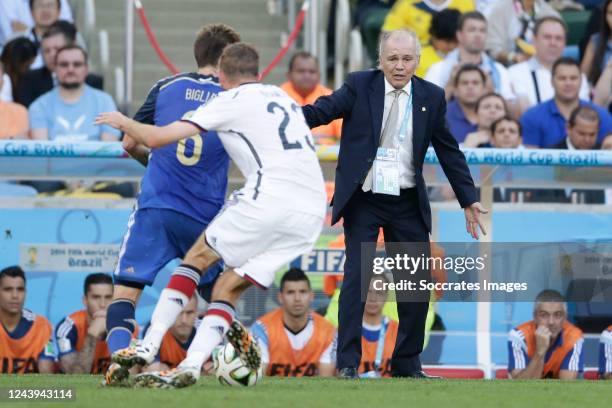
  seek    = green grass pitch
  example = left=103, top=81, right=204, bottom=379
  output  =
left=0, top=375, right=608, bottom=408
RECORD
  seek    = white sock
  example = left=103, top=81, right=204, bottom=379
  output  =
left=142, top=288, right=189, bottom=351
left=180, top=303, right=234, bottom=369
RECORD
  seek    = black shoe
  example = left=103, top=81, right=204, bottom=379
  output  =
left=393, top=370, right=442, bottom=379
left=337, top=367, right=359, bottom=379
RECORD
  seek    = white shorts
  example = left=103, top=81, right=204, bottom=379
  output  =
left=205, top=194, right=324, bottom=289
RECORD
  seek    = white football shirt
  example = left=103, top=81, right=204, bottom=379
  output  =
left=186, top=83, right=326, bottom=218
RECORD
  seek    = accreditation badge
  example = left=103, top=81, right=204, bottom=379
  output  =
left=373, top=147, right=400, bottom=196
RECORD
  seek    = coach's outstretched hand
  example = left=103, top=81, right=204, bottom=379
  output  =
left=464, top=202, right=488, bottom=240
left=95, top=111, right=130, bottom=131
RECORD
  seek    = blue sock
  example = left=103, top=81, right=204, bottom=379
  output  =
left=106, top=299, right=136, bottom=354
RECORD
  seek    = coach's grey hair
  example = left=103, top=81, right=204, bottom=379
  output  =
left=378, top=29, right=422, bottom=63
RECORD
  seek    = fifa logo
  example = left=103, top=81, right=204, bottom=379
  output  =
left=560, top=255, right=572, bottom=277
left=27, top=247, right=38, bottom=266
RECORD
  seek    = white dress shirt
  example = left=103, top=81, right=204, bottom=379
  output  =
left=382, top=78, right=415, bottom=188
left=508, top=58, right=590, bottom=107
left=425, top=49, right=516, bottom=101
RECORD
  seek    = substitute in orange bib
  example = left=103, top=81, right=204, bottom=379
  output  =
left=280, top=52, right=342, bottom=145
left=144, top=296, right=198, bottom=372
left=508, top=290, right=583, bottom=379
left=360, top=276, right=398, bottom=378
left=251, top=268, right=337, bottom=377
left=56, top=273, right=117, bottom=374
left=0, top=266, right=56, bottom=374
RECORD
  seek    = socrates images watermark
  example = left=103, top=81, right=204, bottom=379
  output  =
left=370, top=253, right=528, bottom=294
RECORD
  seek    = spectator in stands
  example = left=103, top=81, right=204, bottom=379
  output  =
left=416, top=8, right=461, bottom=78
left=0, top=62, right=28, bottom=139
left=16, top=21, right=103, bottom=107
left=593, top=59, right=612, bottom=111
left=354, top=0, right=398, bottom=64
left=382, top=0, right=474, bottom=46
left=553, top=105, right=600, bottom=149
left=486, top=0, right=561, bottom=65
left=29, top=45, right=120, bottom=141
left=463, top=93, right=508, bottom=147
left=425, top=12, right=515, bottom=102
left=250, top=268, right=337, bottom=377
left=581, top=0, right=612, bottom=86
left=281, top=52, right=342, bottom=145
left=0, top=265, right=55, bottom=374
left=508, top=289, right=583, bottom=379
left=25, top=0, right=62, bottom=69
left=143, top=296, right=199, bottom=373
left=509, top=16, right=590, bottom=114
left=0, top=36, right=37, bottom=101
left=552, top=105, right=604, bottom=204
left=359, top=275, right=398, bottom=378
left=445, top=64, right=486, bottom=143
left=600, top=325, right=612, bottom=379
left=486, top=117, right=565, bottom=202
left=55, top=273, right=115, bottom=374
left=489, top=116, right=523, bottom=148
left=0, top=1, right=26, bottom=49
left=0, top=0, right=73, bottom=49
left=521, top=57, right=612, bottom=147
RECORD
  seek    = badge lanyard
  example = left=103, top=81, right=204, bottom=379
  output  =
left=397, top=91, right=413, bottom=145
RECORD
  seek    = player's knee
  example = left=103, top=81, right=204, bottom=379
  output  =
left=113, top=284, right=142, bottom=303
left=184, top=244, right=220, bottom=270
left=211, top=270, right=249, bottom=302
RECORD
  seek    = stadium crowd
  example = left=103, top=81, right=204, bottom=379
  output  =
left=0, top=0, right=611, bottom=201
left=0, top=0, right=611, bottom=381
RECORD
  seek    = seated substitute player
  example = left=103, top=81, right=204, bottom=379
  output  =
left=142, top=295, right=199, bottom=373
left=508, top=290, right=583, bottom=379
left=250, top=268, right=336, bottom=377
left=56, top=273, right=127, bottom=374
left=104, top=23, right=240, bottom=386
left=600, top=325, right=612, bottom=380
left=359, top=275, right=398, bottom=378
left=95, top=42, right=327, bottom=389
left=0, top=266, right=55, bottom=374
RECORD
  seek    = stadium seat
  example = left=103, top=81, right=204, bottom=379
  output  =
left=423, top=366, right=486, bottom=379
left=560, top=10, right=591, bottom=46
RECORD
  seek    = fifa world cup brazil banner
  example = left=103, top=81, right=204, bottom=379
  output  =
left=20, top=244, right=120, bottom=272
left=2, top=140, right=612, bottom=167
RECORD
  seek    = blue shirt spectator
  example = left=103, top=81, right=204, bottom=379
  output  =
left=520, top=99, right=612, bottom=147
left=444, top=65, right=485, bottom=143
left=28, top=44, right=119, bottom=141
left=29, top=85, right=119, bottom=141
left=446, top=99, right=478, bottom=144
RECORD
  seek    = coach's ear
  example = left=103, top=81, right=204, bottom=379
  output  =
left=277, top=291, right=284, bottom=305
left=82, top=295, right=87, bottom=309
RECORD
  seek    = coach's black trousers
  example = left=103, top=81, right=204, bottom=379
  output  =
left=337, top=188, right=430, bottom=376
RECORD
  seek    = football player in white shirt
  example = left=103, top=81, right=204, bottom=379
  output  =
left=96, top=43, right=327, bottom=388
